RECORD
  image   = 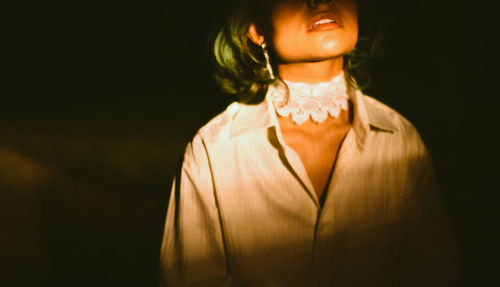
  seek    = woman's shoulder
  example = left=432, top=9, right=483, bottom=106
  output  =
left=181, top=102, right=241, bottom=169
left=195, top=102, right=241, bottom=142
left=186, top=101, right=245, bottom=157
left=357, top=92, right=428, bottom=152
left=359, top=93, right=419, bottom=136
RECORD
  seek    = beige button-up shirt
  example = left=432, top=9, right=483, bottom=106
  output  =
left=160, top=89, right=458, bottom=286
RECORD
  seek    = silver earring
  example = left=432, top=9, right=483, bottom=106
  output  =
left=261, top=43, right=275, bottom=80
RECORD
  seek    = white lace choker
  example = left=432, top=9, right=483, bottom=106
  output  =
left=269, top=72, right=349, bottom=125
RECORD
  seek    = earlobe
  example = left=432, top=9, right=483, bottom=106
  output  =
left=247, top=22, right=265, bottom=46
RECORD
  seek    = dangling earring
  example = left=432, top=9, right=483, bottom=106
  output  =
left=261, top=42, right=275, bottom=80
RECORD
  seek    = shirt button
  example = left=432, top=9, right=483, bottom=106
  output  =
left=318, top=225, right=325, bottom=232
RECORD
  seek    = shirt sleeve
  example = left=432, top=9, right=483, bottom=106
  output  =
left=159, top=135, right=231, bottom=287
left=396, top=142, right=460, bottom=286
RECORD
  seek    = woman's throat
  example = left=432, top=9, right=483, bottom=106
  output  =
left=277, top=58, right=344, bottom=84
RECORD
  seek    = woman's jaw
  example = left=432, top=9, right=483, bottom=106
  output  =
left=267, top=0, right=358, bottom=83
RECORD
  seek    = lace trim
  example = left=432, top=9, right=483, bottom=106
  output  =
left=269, top=72, right=349, bottom=125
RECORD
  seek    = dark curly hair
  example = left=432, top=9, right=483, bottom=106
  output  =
left=213, top=0, right=383, bottom=104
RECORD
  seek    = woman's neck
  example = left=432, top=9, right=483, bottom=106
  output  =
left=277, top=57, right=343, bottom=84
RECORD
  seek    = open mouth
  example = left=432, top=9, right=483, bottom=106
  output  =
left=307, top=12, right=343, bottom=31
left=311, top=19, right=337, bottom=29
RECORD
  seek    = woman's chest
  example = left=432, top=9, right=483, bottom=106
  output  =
left=278, top=118, right=351, bottom=199
left=208, top=135, right=411, bottom=285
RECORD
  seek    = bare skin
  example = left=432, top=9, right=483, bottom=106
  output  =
left=278, top=108, right=351, bottom=200
left=247, top=0, right=358, bottom=199
left=277, top=56, right=351, bottom=199
left=277, top=58, right=343, bottom=84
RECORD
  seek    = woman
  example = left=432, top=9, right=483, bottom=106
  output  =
left=160, top=0, right=458, bottom=286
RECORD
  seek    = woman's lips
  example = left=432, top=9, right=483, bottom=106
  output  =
left=307, top=12, right=343, bottom=32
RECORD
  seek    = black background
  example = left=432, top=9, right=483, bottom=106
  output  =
left=2, top=0, right=499, bottom=286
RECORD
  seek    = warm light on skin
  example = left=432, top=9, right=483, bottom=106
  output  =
left=248, top=0, right=358, bottom=83
left=246, top=0, right=358, bottom=193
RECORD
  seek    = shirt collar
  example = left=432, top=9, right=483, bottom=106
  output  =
left=229, top=86, right=396, bottom=139
left=350, top=88, right=397, bottom=133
